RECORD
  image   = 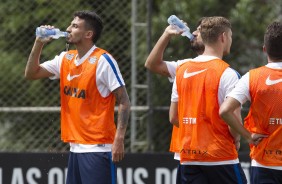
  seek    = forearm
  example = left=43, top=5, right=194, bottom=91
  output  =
left=169, top=102, right=179, bottom=127
left=25, top=40, right=44, bottom=79
left=111, top=88, right=130, bottom=162
left=113, top=87, right=130, bottom=140
left=228, top=107, right=242, bottom=141
left=221, top=111, right=251, bottom=141
left=145, top=31, right=172, bottom=76
left=115, top=102, right=130, bottom=140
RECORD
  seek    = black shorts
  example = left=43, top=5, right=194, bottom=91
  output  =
left=179, top=163, right=247, bottom=184
left=176, top=162, right=182, bottom=184
left=251, top=166, right=282, bottom=184
left=66, top=152, right=117, bottom=184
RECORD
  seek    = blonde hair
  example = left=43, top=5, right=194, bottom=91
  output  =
left=200, top=16, right=231, bottom=44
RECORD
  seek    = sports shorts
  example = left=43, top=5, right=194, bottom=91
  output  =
left=179, top=163, right=247, bottom=184
left=251, top=166, right=282, bottom=184
left=66, top=152, right=116, bottom=184
left=176, top=162, right=182, bottom=184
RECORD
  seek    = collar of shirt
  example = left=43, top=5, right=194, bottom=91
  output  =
left=266, top=62, right=282, bottom=69
left=74, top=45, right=97, bottom=66
left=191, top=55, right=220, bottom=62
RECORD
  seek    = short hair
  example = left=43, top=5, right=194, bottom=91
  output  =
left=73, top=10, right=103, bottom=43
left=200, top=16, right=231, bottom=44
left=264, top=21, right=282, bottom=60
left=196, top=17, right=207, bottom=27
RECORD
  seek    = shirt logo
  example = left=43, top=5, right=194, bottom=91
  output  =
left=65, top=53, right=75, bottom=60
left=265, top=75, right=282, bottom=86
left=89, top=56, right=97, bottom=64
left=183, top=69, right=207, bottom=78
left=67, top=73, right=82, bottom=81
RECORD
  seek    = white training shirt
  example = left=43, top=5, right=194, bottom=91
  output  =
left=166, top=59, right=191, bottom=82
left=40, top=45, right=125, bottom=153
left=227, top=61, right=282, bottom=170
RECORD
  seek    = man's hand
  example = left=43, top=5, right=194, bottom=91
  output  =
left=248, top=133, right=268, bottom=146
left=111, top=137, right=125, bottom=163
left=234, top=139, right=240, bottom=151
left=36, top=36, right=53, bottom=44
left=165, top=24, right=185, bottom=36
left=36, top=25, right=55, bottom=44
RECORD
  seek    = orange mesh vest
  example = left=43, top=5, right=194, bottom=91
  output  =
left=176, top=59, right=238, bottom=162
left=169, top=126, right=180, bottom=153
left=60, top=48, right=116, bottom=144
left=245, top=66, right=282, bottom=166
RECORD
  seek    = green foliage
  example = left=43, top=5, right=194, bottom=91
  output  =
left=150, top=0, right=281, bottom=75
left=228, top=0, right=280, bottom=73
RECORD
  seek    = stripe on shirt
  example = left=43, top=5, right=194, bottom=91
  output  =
left=231, top=68, right=241, bottom=79
left=103, top=53, right=123, bottom=86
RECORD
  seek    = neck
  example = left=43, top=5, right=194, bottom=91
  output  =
left=75, top=42, right=95, bottom=60
left=202, top=45, right=223, bottom=59
left=268, top=56, right=282, bottom=63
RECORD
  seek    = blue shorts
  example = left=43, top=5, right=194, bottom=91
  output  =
left=66, top=152, right=117, bottom=184
left=179, top=164, right=247, bottom=184
left=176, top=162, right=182, bottom=184
left=251, top=166, right=282, bottom=184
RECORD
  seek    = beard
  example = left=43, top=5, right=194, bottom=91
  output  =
left=191, top=41, right=205, bottom=55
left=66, top=39, right=73, bottom=44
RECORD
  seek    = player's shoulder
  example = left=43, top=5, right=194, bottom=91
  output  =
left=224, top=67, right=241, bottom=79
left=177, top=58, right=193, bottom=66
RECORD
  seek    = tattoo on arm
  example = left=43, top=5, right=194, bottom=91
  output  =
left=113, top=86, right=130, bottom=129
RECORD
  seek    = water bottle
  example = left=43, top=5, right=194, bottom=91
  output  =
left=167, top=15, right=194, bottom=40
left=35, top=27, right=68, bottom=39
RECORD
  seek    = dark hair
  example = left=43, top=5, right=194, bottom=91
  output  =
left=73, top=10, right=103, bottom=43
left=200, top=16, right=231, bottom=44
left=264, top=21, right=282, bottom=60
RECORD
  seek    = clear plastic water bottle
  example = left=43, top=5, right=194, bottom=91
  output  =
left=35, top=27, right=69, bottom=39
left=167, top=15, right=194, bottom=41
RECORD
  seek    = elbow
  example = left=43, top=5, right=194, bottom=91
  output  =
left=219, top=108, right=226, bottom=119
left=24, top=71, right=38, bottom=80
left=24, top=72, right=32, bottom=80
left=144, top=59, right=151, bottom=69
left=219, top=106, right=230, bottom=121
left=169, top=116, right=179, bottom=127
left=123, top=98, right=131, bottom=113
left=127, top=100, right=131, bottom=111
left=144, top=57, right=156, bottom=71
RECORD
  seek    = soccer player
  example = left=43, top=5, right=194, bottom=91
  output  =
left=145, top=17, right=241, bottom=183
left=25, top=10, right=130, bottom=184
left=220, top=21, right=282, bottom=184
left=145, top=18, right=204, bottom=183
left=169, top=16, right=247, bottom=183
